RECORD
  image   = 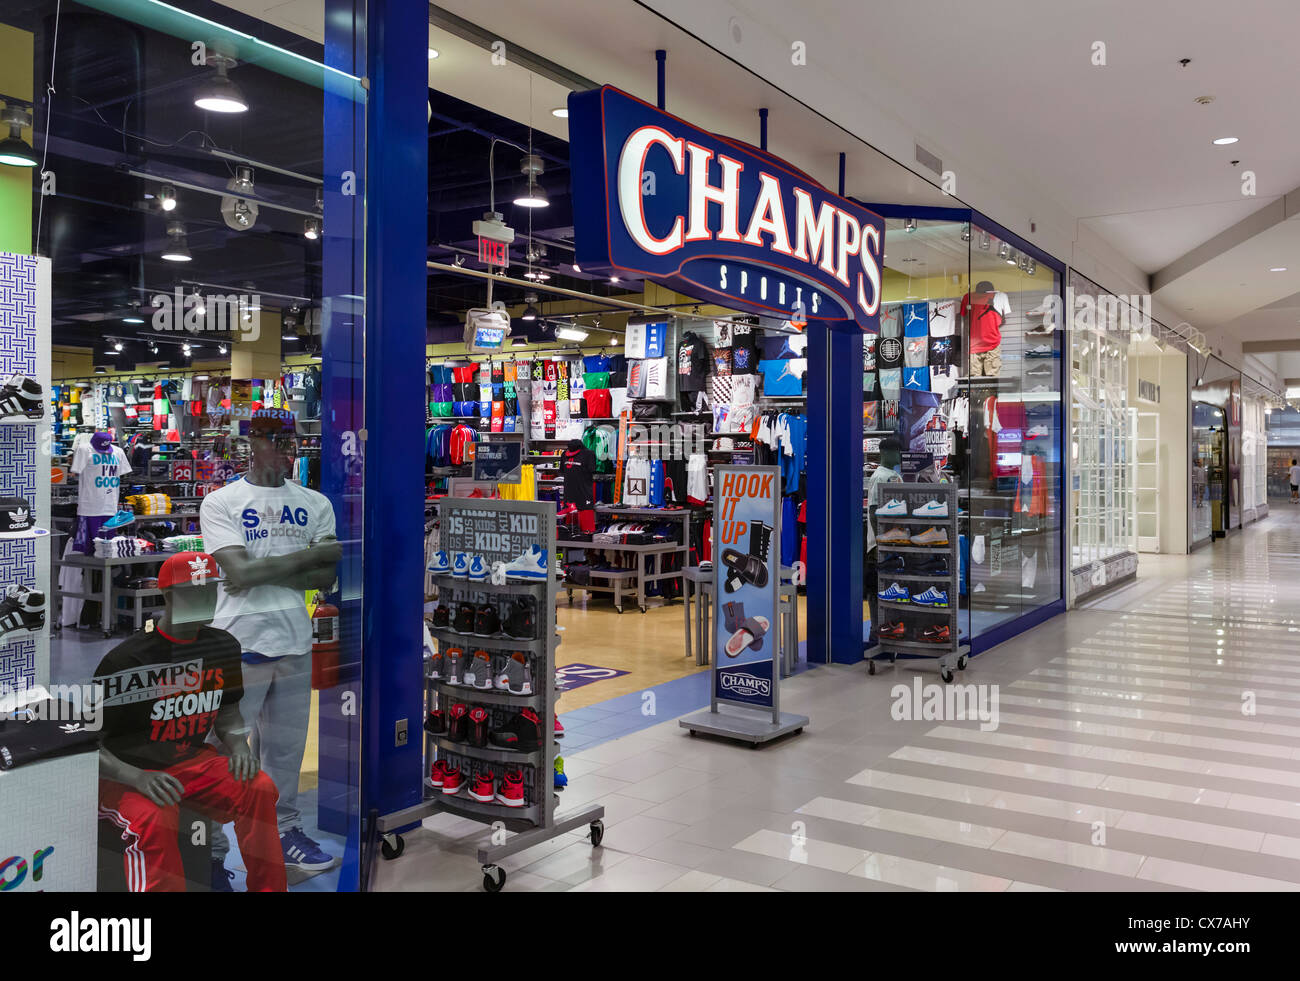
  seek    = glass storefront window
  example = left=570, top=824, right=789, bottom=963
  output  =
left=1, top=0, right=367, bottom=892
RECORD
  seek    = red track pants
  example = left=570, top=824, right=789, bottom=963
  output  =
left=99, top=747, right=287, bottom=892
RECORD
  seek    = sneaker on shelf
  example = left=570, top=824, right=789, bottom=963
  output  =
left=914, top=557, right=950, bottom=576
left=556, top=503, right=578, bottom=520
left=554, top=714, right=565, bottom=738
left=431, top=604, right=450, bottom=629
left=211, top=860, right=235, bottom=892
left=452, top=602, right=476, bottom=634
left=552, top=757, right=568, bottom=791
left=1026, top=344, right=1055, bottom=358
left=444, top=647, right=464, bottom=685
left=489, top=708, right=543, bottom=751
left=467, top=705, right=492, bottom=748
left=280, top=827, right=336, bottom=872
left=502, top=598, right=537, bottom=639
left=467, top=556, right=488, bottom=582
left=451, top=552, right=470, bottom=578
left=911, top=499, right=948, bottom=518
left=877, top=527, right=913, bottom=547
left=440, top=763, right=463, bottom=795
left=877, top=553, right=905, bottom=574
left=910, top=527, right=949, bottom=547
left=494, top=652, right=531, bottom=693
left=473, top=603, right=500, bottom=636
left=468, top=769, right=497, bottom=803
left=921, top=624, right=951, bottom=644
left=446, top=702, right=469, bottom=742
left=1026, top=425, right=1049, bottom=440
left=0, top=585, right=45, bottom=641
left=102, top=509, right=136, bottom=530
left=879, top=582, right=910, bottom=603
left=423, top=710, right=447, bottom=735
left=876, top=498, right=908, bottom=516
left=880, top=620, right=906, bottom=640
left=464, top=651, right=494, bottom=691
left=1027, top=384, right=1051, bottom=394
left=501, top=544, right=548, bottom=581
left=429, top=550, right=450, bottom=575
left=913, top=586, right=950, bottom=608
left=498, top=768, right=527, bottom=807
left=426, top=758, right=450, bottom=788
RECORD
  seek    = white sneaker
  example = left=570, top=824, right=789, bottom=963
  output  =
left=451, top=552, right=470, bottom=578
left=1026, top=425, right=1049, bottom=439
left=910, top=526, right=949, bottom=547
left=877, top=498, right=908, bottom=516
left=428, top=550, right=450, bottom=575
left=501, top=544, right=548, bottom=580
left=467, top=556, right=488, bottom=581
left=912, top=499, right=948, bottom=518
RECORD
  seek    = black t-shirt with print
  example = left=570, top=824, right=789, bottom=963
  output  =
left=677, top=332, right=710, bottom=391
left=731, top=334, right=758, bottom=374
left=560, top=446, right=597, bottom=507
left=93, top=625, right=245, bottom=771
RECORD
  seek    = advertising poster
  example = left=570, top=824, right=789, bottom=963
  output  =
left=713, top=466, right=780, bottom=709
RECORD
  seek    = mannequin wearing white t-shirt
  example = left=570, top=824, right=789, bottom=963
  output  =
left=200, top=418, right=341, bottom=879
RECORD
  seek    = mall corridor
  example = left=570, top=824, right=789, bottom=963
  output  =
left=380, top=505, right=1300, bottom=892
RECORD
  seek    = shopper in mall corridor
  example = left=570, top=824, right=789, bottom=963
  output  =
left=199, top=414, right=342, bottom=887
left=1290, top=459, right=1299, bottom=504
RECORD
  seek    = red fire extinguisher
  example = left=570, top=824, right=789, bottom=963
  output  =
left=311, top=598, right=341, bottom=690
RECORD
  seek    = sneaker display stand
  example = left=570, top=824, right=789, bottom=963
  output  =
left=866, top=483, right=968, bottom=683
left=375, top=498, right=604, bottom=892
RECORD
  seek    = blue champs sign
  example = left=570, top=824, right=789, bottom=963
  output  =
left=568, top=86, right=885, bottom=332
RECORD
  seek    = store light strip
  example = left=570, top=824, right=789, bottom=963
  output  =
left=126, top=169, right=319, bottom=219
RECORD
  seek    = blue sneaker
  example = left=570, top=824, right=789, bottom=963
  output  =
left=502, top=544, right=548, bottom=581
left=467, top=556, right=488, bottom=582
left=211, top=860, right=235, bottom=892
left=280, top=827, right=336, bottom=872
left=452, top=552, right=470, bottom=578
left=428, top=550, right=450, bottom=575
left=880, top=582, right=910, bottom=603
left=554, top=756, right=568, bottom=790
left=913, top=586, right=949, bottom=608
left=103, top=509, right=136, bottom=530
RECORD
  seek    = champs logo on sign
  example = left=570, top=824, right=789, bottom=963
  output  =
left=718, top=670, right=771, bottom=699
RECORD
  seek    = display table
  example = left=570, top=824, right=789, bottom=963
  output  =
left=562, top=539, right=684, bottom=614
left=50, top=552, right=166, bottom=638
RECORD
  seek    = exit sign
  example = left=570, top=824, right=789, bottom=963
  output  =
left=479, top=238, right=509, bottom=267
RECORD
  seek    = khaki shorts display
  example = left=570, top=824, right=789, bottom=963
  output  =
left=971, top=348, right=1002, bottom=377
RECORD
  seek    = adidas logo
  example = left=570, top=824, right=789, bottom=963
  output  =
left=187, top=556, right=211, bottom=584
left=13, top=508, right=27, bottom=524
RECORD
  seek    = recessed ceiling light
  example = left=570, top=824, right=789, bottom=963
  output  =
left=427, top=48, right=439, bottom=59
left=551, top=107, right=568, bottom=118
left=1212, top=137, right=1238, bottom=145
left=1270, top=267, right=1287, bottom=272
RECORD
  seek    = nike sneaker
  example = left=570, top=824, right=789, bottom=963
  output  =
left=0, top=585, right=45, bottom=641
left=877, top=527, right=913, bottom=546
left=911, top=499, right=948, bottom=518
left=498, top=768, right=526, bottom=807
left=102, top=509, right=136, bottom=530
left=1026, top=425, right=1049, bottom=439
left=489, top=708, right=543, bottom=751
left=452, top=602, right=476, bottom=633
left=430, top=604, right=450, bottom=629
left=910, top=527, right=949, bottom=547
left=553, top=757, right=568, bottom=791
left=428, top=550, right=450, bottom=575
left=880, top=620, right=906, bottom=640
left=440, top=764, right=463, bottom=795
left=1026, top=344, right=1055, bottom=358
left=464, top=651, right=494, bottom=690
left=502, top=598, right=537, bottom=639
left=473, top=603, right=500, bottom=636
left=876, top=498, right=908, bottom=516
left=0, top=374, right=44, bottom=423
left=423, top=710, right=447, bottom=735
left=879, top=582, right=910, bottom=603
left=427, top=759, right=449, bottom=789
left=494, top=652, right=532, bottom=694
left=467, top=705, right=491, bottom=746
left=913, top=586, right=950, bottom=608
left=877, top=553, right=905, bottom=574
left=446, top=703, right=469, bottom=742
left=501, top=544, right=548, bottom=581
left=921, top=624, right=951, bottom=644
left=444, top=647, right=464, bottom=685
left=914, top=557, right=950, bottom=576
left=554, top=714, right=565, bottom=738
left=467, top=555, right=488, bottom=582
left=451, top=552, right=470, bottom=578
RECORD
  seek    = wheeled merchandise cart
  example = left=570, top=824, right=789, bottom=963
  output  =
left=375, top=497, right=604, bottom=892
left=866, top=482, right=969, bottom=683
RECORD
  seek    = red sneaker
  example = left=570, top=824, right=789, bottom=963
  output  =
left=467, top=706, right=491, bottom=747
left=427, top=759, right=449, bottom=788
left=446, top=703, right=469, bottom=742
left=497, top=768, right=526, bottom=807
left=554, top=714, right=565, bottom=738
left=468, top=769, right=496, bottom=802
left=440, top=763, right=462, bottom=795
left=880, top=621, right=906, bottom=640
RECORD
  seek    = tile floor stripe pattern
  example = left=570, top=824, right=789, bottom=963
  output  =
left=377, top=508, right=1300, bottom=891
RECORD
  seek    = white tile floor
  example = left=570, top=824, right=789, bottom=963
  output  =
left=374, top=505, right=1300, bottom=892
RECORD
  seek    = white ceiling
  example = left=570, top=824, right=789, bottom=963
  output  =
left=217, top=0, right=1300, bottom=345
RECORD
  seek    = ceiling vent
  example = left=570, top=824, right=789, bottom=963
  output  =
left=914, top=143, right=942, bottom=176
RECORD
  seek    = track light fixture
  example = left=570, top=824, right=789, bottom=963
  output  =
left=159, top=184, right=177, bottom=212
left=979, top=231, right=990, bottom=251
left=904, top=218, right=917, bottom=233
left=0, top=105, right=36, bottom=168
left=161, top=221, right=192, bottom=262
left=521, top=293, right=539, bottom=321
left=960, top=223, right=970, bottom=242
left=194, top=53, right=249, bottom=114
left=997, top=242, right=1011, bottom=261
left=303, top=217, right=320, bottom=240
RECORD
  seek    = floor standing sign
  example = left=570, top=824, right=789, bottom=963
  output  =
left=680, top=465, right=808, bottom=745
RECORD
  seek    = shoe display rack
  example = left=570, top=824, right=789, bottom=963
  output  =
left=866, top=482, right=969, bottom=683
left=375, top=497, right=604, bottom=893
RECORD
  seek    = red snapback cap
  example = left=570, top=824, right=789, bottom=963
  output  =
left=157, top=551, right=220, bottom=590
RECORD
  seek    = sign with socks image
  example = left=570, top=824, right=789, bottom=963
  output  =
left=713, top=465, right=780, bottom=708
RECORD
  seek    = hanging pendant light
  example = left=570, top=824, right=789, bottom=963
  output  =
left=161, top=221, right=192, bottom=262
left=194, top=53, right=249, bottom=114
left=513, top=154, right=549, bottom=208
left=0, top=105, right=37, bottom=168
